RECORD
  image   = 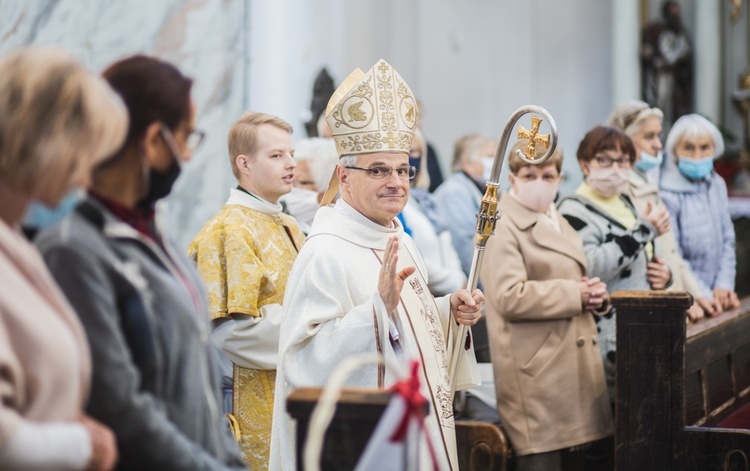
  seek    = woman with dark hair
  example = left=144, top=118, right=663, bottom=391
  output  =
left=36, top=55, right=245, bottom=470
left=558, top=126, right=671, bottom=402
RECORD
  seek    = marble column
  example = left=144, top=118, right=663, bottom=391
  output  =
left=694, top=0, right=722, bottom=122
left=612, top=0, right=641, bottom=107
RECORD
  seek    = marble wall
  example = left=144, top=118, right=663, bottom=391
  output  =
left=0, top=0, right=249, bottom=250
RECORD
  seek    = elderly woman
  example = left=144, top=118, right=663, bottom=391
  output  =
left=608, top=100, right=717, bottom=319
left=280, top=137, right=338, bottom=233
left=558, top=126, right=671, bottom=401
left=481, top=140, right=613, bottom=470
left=0, top=47, right=126, bottom=471
left=433, top=133, right=497, bottom=277
left=400, top=128, right=466, bottom=296
left=659, top=114, right=740, bottom=311
left=36, top=55, right=245, bottom=470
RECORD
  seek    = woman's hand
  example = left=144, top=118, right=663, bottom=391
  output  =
left=378, top=236, right=416, bottom=313
left=579, top=276, right=607, bottom=311
left=686, top=302, right=705, bottom=322
left=647, top=255, right=672, bottom=289
left=642, top=202, right=671, bottom=235
left=450, top=289, right=484, bottom=326
left=713, top=288, right=741, bottom=311
left=79, top=415, right=117, bottom=471
left=697, top=296, right=722, bottom=317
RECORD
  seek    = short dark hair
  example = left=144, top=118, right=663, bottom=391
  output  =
left=102, top=55, right=192, bottom=145
left=576, top=126, right=636, bottom=164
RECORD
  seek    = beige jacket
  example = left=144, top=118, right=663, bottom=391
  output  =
left=627, top=170, right=703, bottom=296
left=480, top=193, right=613, bottom=456
left=0, top=220, right=90, bottom=446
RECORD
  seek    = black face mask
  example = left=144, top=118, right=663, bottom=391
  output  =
left=138, top=127, right=183, bottom=208
left=139, top=159, right=181, bottom=207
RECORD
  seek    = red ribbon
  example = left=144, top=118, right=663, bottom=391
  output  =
left=389, top=360, right=427, bottom=442
left=388, top=360, right=439, bottom=471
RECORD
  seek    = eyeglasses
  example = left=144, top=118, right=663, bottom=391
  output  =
left=344, top=165, right=417, bottom=180
left=160, top=123, right=206, bottom=156
left=186, top=129, right=206, bottom=152
left=593, top=155, right=632, bottom=168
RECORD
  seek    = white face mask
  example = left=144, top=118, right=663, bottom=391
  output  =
left=282, top=187, right=319, bottom=226
left=511, top=176, right=560, bottom=213
left=481, top=156, right=494, bottom=182
left=586, top=167, right=630, bottom=198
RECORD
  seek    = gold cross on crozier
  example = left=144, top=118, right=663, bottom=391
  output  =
left=517, top=116, right=550, bottom=159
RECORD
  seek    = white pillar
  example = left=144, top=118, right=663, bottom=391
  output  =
left=248, top=0, right=289, bottom=117
left=612, top=0, right=641, bottom=107
left=694, top=0, right=722, bottom=122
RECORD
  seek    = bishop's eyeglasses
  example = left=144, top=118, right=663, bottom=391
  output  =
left=344, top=165, right=417, bottom=180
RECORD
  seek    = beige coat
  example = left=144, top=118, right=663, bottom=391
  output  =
left=480, top=193, right=613, bottom=456
left=0, top=219, right=90, bottom=446
left=627, top=170, right=702, bottom=296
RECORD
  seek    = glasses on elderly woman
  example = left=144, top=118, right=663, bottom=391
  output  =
left=593, top=155, right=632, bottom=168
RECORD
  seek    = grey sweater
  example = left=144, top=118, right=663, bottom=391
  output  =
left=557, top=192, right=658, bottom=399
left=36, top=198, right=244, bottom=471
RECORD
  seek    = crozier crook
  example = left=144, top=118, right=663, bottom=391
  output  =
left=448, top=105, right=559, bottom=397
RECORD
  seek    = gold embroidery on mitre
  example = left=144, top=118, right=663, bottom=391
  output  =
left=326, top=59, right=419, bottom=156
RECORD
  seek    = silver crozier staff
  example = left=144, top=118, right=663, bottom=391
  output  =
left=448, top=105, right=559, bottom=396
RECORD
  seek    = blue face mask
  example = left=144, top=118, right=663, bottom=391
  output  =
left=635, top=150, right=663, bottom=172
left=408, top=156, right=422, bottom=176
left=677, top=156, right=713, bottom=180
left=22, top=189, right=84, bottom=230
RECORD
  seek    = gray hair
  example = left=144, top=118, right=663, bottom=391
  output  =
left=665, top=114, right=725, bottom=160
left=294, top=138, right=339, bottom=191
left=339, top=154, right=358, bottom=167
left=607, top=100, right=664, bottom=138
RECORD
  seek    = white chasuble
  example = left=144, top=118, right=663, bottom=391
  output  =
left=269, top=199, right=479, bottom=471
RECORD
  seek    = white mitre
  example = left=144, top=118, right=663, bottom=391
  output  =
left=325, top=59, right=419, bottom=156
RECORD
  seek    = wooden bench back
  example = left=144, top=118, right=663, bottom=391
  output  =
left=613, top=291, right=750, bottom=470
left=685, top=297, right=750, bottom=426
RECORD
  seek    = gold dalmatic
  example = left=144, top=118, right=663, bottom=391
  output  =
left=188, top=205, right=304, bottom=470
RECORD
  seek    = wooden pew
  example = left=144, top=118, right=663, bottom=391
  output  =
left=287, top=387, right=511, bottom=470
left=614, top=291, right=750, bottom=470
left=686, top=297, right=750, bottom=428
left=287, top=388, right=394, bottom=470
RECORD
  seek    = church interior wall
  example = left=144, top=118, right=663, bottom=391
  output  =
left=0, top=0, right=748, bottom=249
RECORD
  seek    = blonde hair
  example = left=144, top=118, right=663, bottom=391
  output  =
left=607, top=100, right=664, bottom=138
left=508, top=139, right=563, bottom=175
left=228, top=112, right=293, bottom=178
left=411, top=128, right=430, bottom=190
left=0, top=47, right=128, bottom=199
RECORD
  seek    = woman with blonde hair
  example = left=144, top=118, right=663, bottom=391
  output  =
left=608, top=100, right=717, bottom=319
left=0, top=46, right=127, bottom=471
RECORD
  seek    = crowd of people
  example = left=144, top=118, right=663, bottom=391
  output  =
left=0, top=46, right=741, bottom=471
